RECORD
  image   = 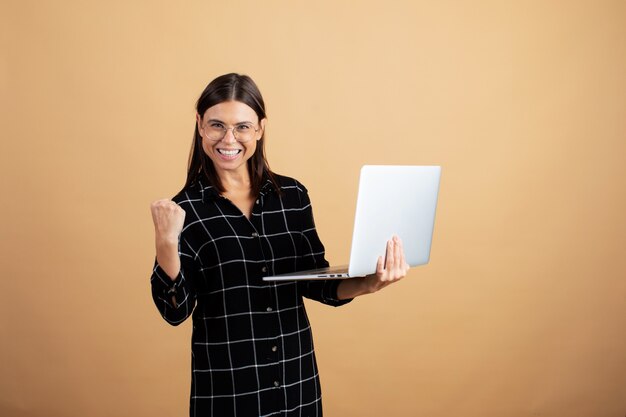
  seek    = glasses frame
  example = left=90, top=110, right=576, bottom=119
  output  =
left=202, top=122, right=261, bottom=143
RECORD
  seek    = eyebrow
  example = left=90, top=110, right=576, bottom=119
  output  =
left=206, top=118, right=255, bottom=125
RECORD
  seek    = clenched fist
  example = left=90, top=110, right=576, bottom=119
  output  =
left=150, top=199, right=186, bottom=244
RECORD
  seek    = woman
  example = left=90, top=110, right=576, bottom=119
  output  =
left=150, top=73, right=409, bottom=417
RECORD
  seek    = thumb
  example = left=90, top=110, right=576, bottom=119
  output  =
left=376, top=255, right=385, bottom=274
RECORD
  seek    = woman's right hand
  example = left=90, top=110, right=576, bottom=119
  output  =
left=150, top=199, right=186, bottom=244
left=150, top=199, right=186, bottom=281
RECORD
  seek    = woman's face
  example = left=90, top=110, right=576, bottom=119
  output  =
left=197, top=100, right=265, bottom=179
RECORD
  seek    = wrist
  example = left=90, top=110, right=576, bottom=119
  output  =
left=363, top=274, right=380, bottom=294
left=337, top=276, right=375, bottom=300
left=155, top=235, right=179, bottom=249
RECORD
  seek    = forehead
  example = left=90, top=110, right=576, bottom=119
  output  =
left=202, top=100, right=258, bottom=122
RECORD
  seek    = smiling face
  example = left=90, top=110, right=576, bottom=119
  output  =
left=197, top=100, right=265, bottom=180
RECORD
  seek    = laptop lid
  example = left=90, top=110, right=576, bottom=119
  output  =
left=347, top=165, right=441, bottom=277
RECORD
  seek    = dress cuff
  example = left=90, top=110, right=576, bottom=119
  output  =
left=152, top=262, right=188, bottom=306
left=324, top=279, right=353, bottom=306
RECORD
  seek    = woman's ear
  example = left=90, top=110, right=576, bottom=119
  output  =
left=196, top=113, right=203, bottom=134
left=258, top=118, right=267, bottom=140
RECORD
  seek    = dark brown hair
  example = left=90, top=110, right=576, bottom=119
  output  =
left=181, top=73, right=280, bottom=196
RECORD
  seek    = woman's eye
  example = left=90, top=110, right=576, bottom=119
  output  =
left=237, top=125, right=251, bottom=131
left=210, top=123, right=224, bottom=129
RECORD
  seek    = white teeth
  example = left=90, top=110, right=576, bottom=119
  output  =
left=218, top=149, right=241, bottom=156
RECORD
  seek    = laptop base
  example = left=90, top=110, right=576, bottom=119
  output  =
left=262, top=265, right=357, bottom=281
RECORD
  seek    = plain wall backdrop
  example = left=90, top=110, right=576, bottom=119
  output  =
left=1, top=1, right=625, bottom=416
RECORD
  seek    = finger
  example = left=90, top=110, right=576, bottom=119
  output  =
left=385, top=238, right=395, bottom=270
left=152, top=200, right=169, bottom=216
left=389, top=238, right=401, bottom=280
left=393, top=236, right=401, bottom=271
left=376, top=255, right=385, bottom=275
left=151, top=201, right=169, bottom=223
left=397, top=237, right=406, bottom=268
left=398, top=238, right=410, bottom=273
left=400, top=256, right=409, bottom=275
left=150, top=200, right=163, bottom=215
left=383, top=240, right=390, bottom=270
left=152, top=198, right=170, bottom=207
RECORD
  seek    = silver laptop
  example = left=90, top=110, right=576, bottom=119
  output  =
left=262, top=165, right=441, bottom=281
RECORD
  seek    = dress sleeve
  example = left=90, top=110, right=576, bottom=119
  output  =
left=296, top=182, right=353, bottom=307
left=150, top=237, right=197, bottom=325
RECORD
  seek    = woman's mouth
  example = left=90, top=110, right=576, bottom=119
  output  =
left=216, top=148, right=242, bottom=160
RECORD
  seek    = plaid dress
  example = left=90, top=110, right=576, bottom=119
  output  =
left=151, top=174, right=352, bottom=417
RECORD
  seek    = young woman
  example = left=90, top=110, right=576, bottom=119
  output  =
left=150, top=73, right=409, bottom=417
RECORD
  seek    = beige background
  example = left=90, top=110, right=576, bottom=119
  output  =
left=1, top=0, right=625, bottom=416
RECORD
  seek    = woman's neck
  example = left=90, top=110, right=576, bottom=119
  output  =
left=217, top=167, right=251, bottom=195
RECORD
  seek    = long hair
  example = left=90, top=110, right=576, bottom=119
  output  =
left=181, top=73, right=280, bottom=196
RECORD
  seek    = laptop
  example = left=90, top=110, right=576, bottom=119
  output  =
left=262, top=165, right=441, bottom=281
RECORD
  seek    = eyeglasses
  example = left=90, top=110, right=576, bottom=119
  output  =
left=202, top=121, right=260, bottom=143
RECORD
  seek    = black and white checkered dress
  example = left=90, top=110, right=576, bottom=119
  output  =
left=151, top=174, right=352, bottom=417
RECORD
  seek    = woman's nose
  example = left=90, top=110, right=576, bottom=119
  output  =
left=222, top=128, right=237, bottom=143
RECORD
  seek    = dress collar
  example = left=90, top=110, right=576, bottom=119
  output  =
left=197, top=177, right=219, bottom=203
left=197, top=176, right=276, bottom=203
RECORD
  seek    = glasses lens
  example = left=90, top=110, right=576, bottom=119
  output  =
left=234, top=125, right=256, bottom=142
left=206, top=125, right=225, bottom=141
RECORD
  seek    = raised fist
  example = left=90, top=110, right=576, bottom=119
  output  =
left=150, top=199, right=186, bottom=244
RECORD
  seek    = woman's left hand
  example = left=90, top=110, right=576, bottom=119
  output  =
left=363, top=235, right=410, bottom=294
left=336, top=235, right=410, bottom=300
